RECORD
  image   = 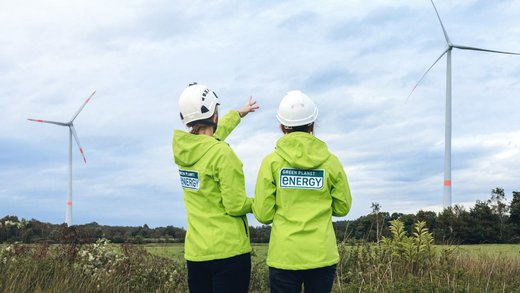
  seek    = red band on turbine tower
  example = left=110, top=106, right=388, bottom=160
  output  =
left=444, top=180, right=452, bottom=186
left=67, top=201, right=73, bottom=206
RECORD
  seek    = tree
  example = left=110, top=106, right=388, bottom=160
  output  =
left=250, top=225, right=271, bottom=243
left=509, top=191, right=520, bottom=241
left=353, top=215, right=376, bottom=241
left=416, top=210, right=437, bottom=232
left=469, top=201, right=500, bottom=243
left=434, top=205, right=470, bottom=244
left=488, top=187, right=509, bottom=242
left=371, top=202, right=382, bottom=241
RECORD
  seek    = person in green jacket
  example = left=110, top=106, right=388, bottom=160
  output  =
left=172, top=82, right=259, bottom=293
left=253, top=90, right=352, bottom=293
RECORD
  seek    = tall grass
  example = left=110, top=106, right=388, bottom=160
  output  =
left=2, top=223, right=520, bottom=292
left=0, top=240, right=187, bottom=292
left=333, top=220, right=520, bottom=292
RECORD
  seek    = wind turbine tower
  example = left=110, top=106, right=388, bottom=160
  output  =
left=28, top=91, right=96, bottom=226
left=409, top=0, right=520, bottom=209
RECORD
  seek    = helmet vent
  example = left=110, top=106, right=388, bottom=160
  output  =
left=201, top=105, right=210, bottom=113
left=179, top=112, right=184, bottom=120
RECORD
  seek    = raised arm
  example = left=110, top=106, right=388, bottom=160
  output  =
left=214, top=110, right=241, bottom=141
left=214, top=97, right=259, bottom=141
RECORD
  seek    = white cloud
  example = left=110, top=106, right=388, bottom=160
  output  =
left=1, top=0, right=519, bottom=227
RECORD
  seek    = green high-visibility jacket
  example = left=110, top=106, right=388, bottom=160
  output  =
left=253, top=132, right=352, bottom=270
left=173, top=111, right=252, bottom=262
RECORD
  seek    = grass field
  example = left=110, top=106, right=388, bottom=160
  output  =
left=2, top=241, right=520, bottom=292
left=456, top=243, right=520, bottom=257
left=142, top=242, right=520, bottom=291
left=145, top=243, right=520, bottom=262
left=144, top=243, right=269, bottom=263
left=3, top=242, right=519, bottom=261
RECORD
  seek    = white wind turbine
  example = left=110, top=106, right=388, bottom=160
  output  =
left=409, top=0, right=520, bottom=209
left=28, top=91, right=96, bottom=226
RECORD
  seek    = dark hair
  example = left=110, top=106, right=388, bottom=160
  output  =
left=188, top=112, right=218, bottom=134
left=282, top=123, right=314, bottom=134
left=187, top=118, right=215, bottom=128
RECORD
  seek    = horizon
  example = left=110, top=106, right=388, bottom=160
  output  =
left=1, top=188, right=511, bottom=229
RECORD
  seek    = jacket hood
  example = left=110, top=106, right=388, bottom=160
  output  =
left=275, top=132, right=330, bottom=169
left=173, top=130, right=219, bottom=166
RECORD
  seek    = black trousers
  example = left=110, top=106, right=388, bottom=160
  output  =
left=269, top=264, right=337, bottom=293
left=186, top=252, right=251, bottom=293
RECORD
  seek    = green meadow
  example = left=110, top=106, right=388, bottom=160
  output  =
left=144, top=243, right=520, bottom=262
left=144, top=243, right=269, bottom=263
left=2, top=222, right=520, bottom=292
left=456, top=243, right=520, bottom=258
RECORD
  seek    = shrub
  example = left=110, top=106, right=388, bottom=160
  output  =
left=334, top=219, right=520, bottom=292
left=0, top=238, right=188, bottom=292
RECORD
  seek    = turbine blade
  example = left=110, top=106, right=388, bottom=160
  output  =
left=431, top=0, right=451, bottom=44
left=407, top=48, right=449, bottom=101
left=27, top=119, right=68, bottom=126
left=70, top=90, right=96, bottom=122
left=453, top=45, right=520, bottom=56
left=70, top=125, right=87, bottom=164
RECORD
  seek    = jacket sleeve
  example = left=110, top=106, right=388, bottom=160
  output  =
left=253, top=157, right=277, bottom=224
left=330, top=156, right=352, bottom=217
left=214, top=110, right=241, bottom=141
left=215, top=144, right=252, bottom=216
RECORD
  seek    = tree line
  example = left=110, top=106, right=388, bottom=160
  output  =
left=2, top=187, right=519, bottom=244
left=0, top=219, right=186, bottom=244
left=331, top=188, right=520, bottom=244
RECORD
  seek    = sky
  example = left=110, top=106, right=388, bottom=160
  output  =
left=0, top=0, right=519, bottom=228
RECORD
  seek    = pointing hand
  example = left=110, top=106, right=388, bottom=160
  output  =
left=239, top=96, right=260, bottom=118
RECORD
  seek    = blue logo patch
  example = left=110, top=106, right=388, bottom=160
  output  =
left=279, top=168, right=324, bottom=189
left=179, top=170, right=199, bottom=190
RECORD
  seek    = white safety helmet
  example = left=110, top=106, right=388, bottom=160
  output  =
left=178, top=82, right=220, bottom=126
left=276, top=90, right=318, bottom=127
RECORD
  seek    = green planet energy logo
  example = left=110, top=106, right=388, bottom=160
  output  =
left=179, top=170, right=199, bottom=190
left=279, top=168, right=324, bottom=189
